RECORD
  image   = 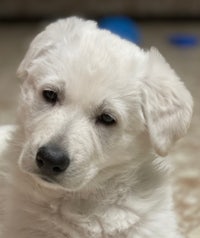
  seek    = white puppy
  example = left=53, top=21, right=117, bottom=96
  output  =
left=0, top=17, right=193, bottom=238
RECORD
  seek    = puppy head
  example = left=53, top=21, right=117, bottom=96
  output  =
left=16, top=17, right=193, bottom=191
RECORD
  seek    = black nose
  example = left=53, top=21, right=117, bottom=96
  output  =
left=36, top=145, right=70, bottom=176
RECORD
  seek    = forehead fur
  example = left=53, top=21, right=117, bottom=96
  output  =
left=22, top=17, right=147, bottom=98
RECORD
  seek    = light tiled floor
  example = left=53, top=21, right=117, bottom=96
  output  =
left=0, top=20, right=199, bottom=237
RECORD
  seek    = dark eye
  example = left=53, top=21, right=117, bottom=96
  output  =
left=42, top=90, right=58, bottom=104
left=96, top=113, right=116, bottom=126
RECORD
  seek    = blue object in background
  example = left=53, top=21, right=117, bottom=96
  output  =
left=98, top=16, right=141, bottom=45
left=169, top=34, right=199, bottom=48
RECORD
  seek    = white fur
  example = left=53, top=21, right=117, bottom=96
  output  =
left=0, top=17, right=193, bottom=238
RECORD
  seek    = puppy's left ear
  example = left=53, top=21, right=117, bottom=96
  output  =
left=141, top=48, right=193, bottom=156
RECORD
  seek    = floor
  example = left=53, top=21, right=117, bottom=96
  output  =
left=0, top=20, right=200, bottom=238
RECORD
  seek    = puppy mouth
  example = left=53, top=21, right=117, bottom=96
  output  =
left=31, top=171, right=58, bottom=184
left=39, top=174, right=56, bottom=183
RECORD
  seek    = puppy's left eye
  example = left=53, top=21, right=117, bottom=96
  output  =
left=96, top=113, right=116, bottom=126
left=42, top=90, right=58, bottom=104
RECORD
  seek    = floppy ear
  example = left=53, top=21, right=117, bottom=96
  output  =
left=17, top=31, right=53, bottom=80
left=141, top=48, right=193, bottom=156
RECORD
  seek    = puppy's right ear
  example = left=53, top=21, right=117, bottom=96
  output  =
left=17, top=31, right=53, bottom=80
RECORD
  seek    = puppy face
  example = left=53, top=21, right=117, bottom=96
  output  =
left=16, top=17, right=193, bottom=191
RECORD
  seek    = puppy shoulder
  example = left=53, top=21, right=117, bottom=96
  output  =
left=0, top=125, right=16, bottom=155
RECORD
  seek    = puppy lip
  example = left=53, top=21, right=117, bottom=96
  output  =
left=33, top=172, right=58, bottom=184
left=30, top=169, right=58, bottom=184
left=39, top=174, right=58, bottom=184
left=40, top=175, right=55, bottom=183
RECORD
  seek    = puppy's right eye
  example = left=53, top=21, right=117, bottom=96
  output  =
left=42, top=90, right=58, bottom=104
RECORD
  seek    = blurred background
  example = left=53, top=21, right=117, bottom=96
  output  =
left=0, top=1, right=199, bottom=237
